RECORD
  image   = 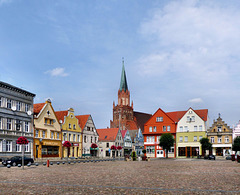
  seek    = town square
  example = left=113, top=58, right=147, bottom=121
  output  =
left=0, top=159, right=239, bottom=194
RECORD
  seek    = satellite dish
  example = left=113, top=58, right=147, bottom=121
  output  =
left=59, top=120, right=63, bottom=124
left=27, top=111, right=32, bottom=116
left=11, top=106, right=16, bottom=111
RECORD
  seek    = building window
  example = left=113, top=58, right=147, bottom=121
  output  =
left=187, top=116, right=190, bottom=122
left=163, top=126, right=166, bottom=131
left=199, top=125, right=203, bottom=131
left=25, top=122, right=29, bottom=132
left=0, top=97, right=1, bottom=107
left=68, top=134, right=71, bottom=141
left=184, top=136, right=188, bottom=142
left=16, top=120, right=21, bottom=131
left=199, top=136, right=202, bottom=141
left=147, top=136, right=154, bottom=143
left=153, top=126, right=157, bottom=132
left=42, top=131, right=46, bottom=138
left=51, top=132, right=54, bottom=139
left=157, top=136, right=161, bottom=143
left=73, top=134, right=76, bottom=142
left=210, top=137, right=214, bottom=143
left=25, top=104, right=29, bottom=112
left=95, top=137, right=97, bottom=143
left=146, top=146, right=155, bottom=153
left=218, top=126, right=222, bottom=132
left=184, top=126, right=188, bottom=132
left=106, top=143, right=109, bottom=148
left=25, top=143, right=29, bottom=152
left=36, top=130, right=39, bottom=137
left=45, top=118, right=48, bottom=124
left=218, top=136, right=222, bottom=143
left=7, top=99, right=12, bottom=109
left=0, top=118, right=1, bottom=129
left=194, top=136, right=197, bottom=142
left=7, top=118, right=12, bottom=130
left=156, top=117, right=163, bottom=122
left=194, top=126, right=197, bottom=131
left=57, top=132, right=59, bottom=139
left=16, top=101, right=21, bottom=111
left=149, top=126, right=152, bottom=132
left=6, top=141, right=12, bottom=152
left=178, top=147, right=186, bottom=156
left=192, top=116, right=195, bottom=122
left=167, top=126, right=170, bottom=131
left=180, top=126, right=183, bottom=132
left=168, top=147, right=174, bottom=153
left=78, top=135, right=80, bottom=142
left=73, top=124, right=76, bottom=129
left=91, top=136, right=93, bottom=143
left=225, top=136, right=229, bottom=143
left=0, top=140, right=2, bottom=152
left=69, top=123, right=71, bottom=129
left=16, top=144, right=21, bottom=152
left=63, top=133, right=66, bottom=141
left=84, top=136, right=86, bottom=143
left=179, top=136, right=183, bottom=142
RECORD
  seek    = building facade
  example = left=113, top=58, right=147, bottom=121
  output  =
left=207, top=114, right=232, bottom=156
left=176, top=108, right=209, bottom=157
left=144, top=108, right=177, bottom=158
left=233, top=120, right=240, bottom=141
left=55, top=108, right=82, bottom=158
left=121, top=129, right=132, bottom=156
left=33, top=100, right=62, bottom=159
left=134, top=128, right=144, bottom=156
left=97, top=128, right=123, bottom=158
left=0, top=81, right=35, bottom=160
left=76, top=115, right=99, bottom=156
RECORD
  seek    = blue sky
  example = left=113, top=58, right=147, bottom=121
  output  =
left=1, top=0, right=240, bottom=129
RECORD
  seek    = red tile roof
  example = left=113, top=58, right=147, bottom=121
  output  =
left=55, top=110, right=68, bottom=123
left=33, top=103, right=45, bottom=115
left=97, top=128, right=119, bottom=142
left=121, top=129, right=127, bottom=138
left=134, top=111, right=152, bottom=130
left=75, top=115, right=90, bottom=129
left=126, top=120, right=138, bottom=130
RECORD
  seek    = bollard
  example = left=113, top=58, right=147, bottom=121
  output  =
left=47, top=160, right=50, bottom=167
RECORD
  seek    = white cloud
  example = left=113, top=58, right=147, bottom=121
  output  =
left=45, top=68, right=69, bottom=77
left=189, top=98, right=203, bottom=103
left=138, top=0, right=240, bottom=87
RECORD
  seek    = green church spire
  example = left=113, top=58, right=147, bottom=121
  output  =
left=119, top=57, right=128, bottom=92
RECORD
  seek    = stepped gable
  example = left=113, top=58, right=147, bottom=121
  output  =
left=97, top=128, right=119, bottom=142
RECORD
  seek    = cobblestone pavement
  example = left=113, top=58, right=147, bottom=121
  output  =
left=0, top=159, right=239, bottom=194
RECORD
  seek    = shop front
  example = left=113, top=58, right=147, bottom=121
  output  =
left=34, top=139, right=62, bottom=159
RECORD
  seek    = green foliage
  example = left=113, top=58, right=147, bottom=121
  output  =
left=200, top=137, right=212, bottom=151
left=232, top=137, right=240, bottom=153
left=142, top=149, right=146, bottom=154
left=159, top=133, right=175, bottom=158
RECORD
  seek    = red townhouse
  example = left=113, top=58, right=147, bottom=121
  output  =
left=143, top=108, right=178, bottom=158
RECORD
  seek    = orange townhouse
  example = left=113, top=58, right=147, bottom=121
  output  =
left=143, top=108, right=178, bottom=158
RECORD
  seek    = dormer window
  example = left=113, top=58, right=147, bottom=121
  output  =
left=218, top=126, right=222, bottom=132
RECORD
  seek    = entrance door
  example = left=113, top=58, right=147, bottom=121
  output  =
left=157, top=150, right=164, bottom=158
left=187, top=147, right=191, bottom=158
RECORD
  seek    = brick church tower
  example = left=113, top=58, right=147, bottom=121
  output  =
left=110, top=59, right=134, bottom=130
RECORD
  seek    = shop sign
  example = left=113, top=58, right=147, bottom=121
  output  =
left=43, top=141, right=60, bottom=146
left=73, top=143, right=79, bottom=146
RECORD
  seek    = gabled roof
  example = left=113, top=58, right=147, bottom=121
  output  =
left=126, top=120, right=138, bottom=130
left=121, top=129, right=128, bottom=138
left=97, top=128, right=119, bottom=142
left=75, top=115, right=90, bottom=129
left=33, top=103, right=45, bottom=115
left=134, top=111, right=152, bottom=131
left=55, top=110, right=68, bottom=122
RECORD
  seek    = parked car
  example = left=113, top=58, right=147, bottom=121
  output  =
left=208, top=155, right=216, bottom=160
left=226, top=155, right=232, bottom=160
left=2, top=156, right=34, bottom=166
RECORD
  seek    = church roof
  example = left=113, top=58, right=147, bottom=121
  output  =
left=119, top=60, right=128, bottom=92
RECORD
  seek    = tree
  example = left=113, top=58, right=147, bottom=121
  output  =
left=232, top=137, right=240, bottom=154
left=200, top=138, right=212, bottom=156
left=159, top=133, right=175, bottom=158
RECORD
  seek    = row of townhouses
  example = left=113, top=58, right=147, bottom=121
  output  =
left=1, top=61, right=240, bottom=160
left=0, top=81, right=99, bottom=160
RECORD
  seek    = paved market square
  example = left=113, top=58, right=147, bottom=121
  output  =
left=0, top=159, right=239, bottom=194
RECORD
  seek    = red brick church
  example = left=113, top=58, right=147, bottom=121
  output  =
left=110, top=60, right=151, bottom=132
